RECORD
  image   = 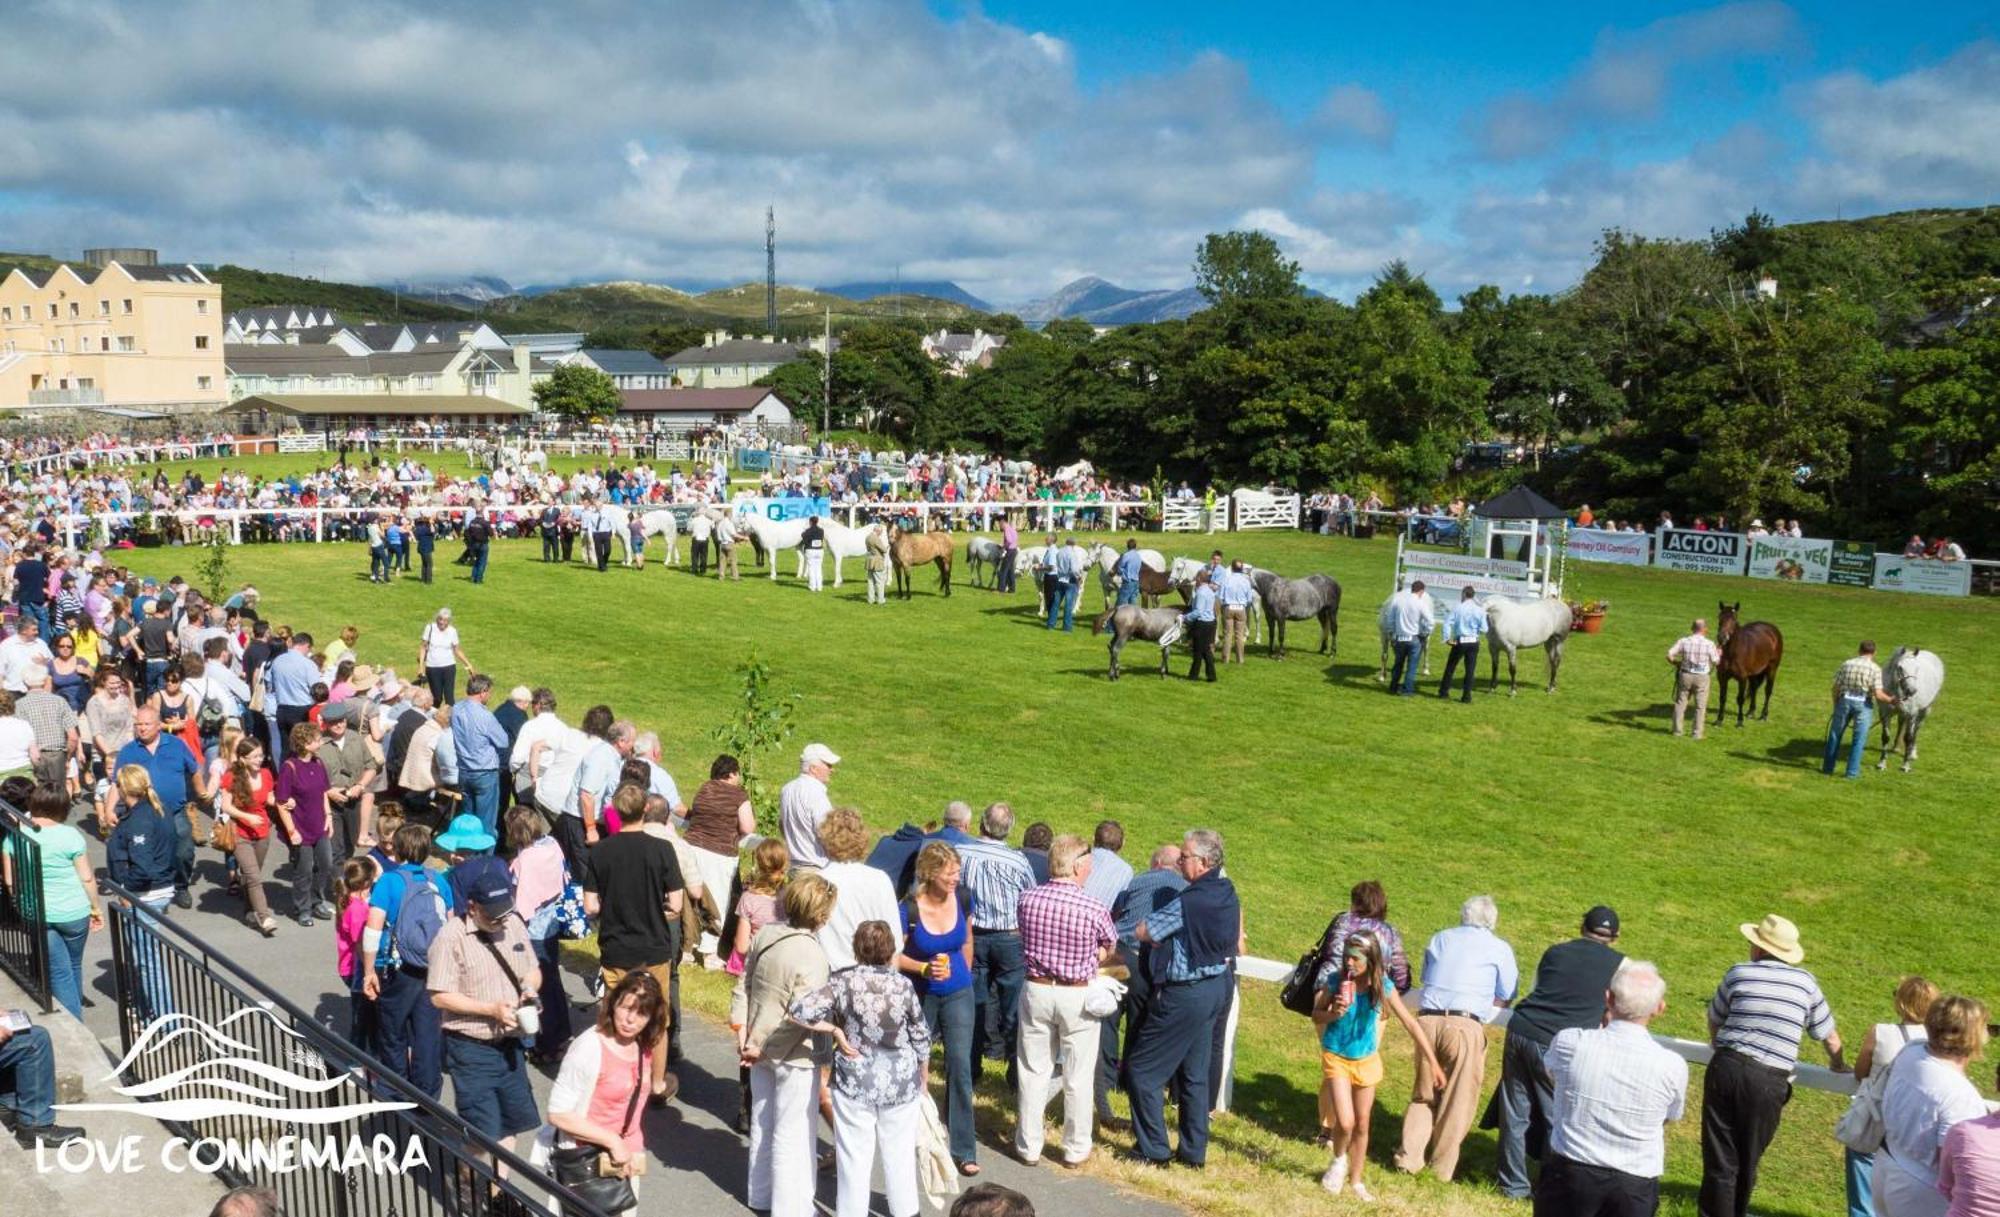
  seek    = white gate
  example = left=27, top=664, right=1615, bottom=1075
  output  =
left=277, top=434, right=327, bottom=454
left=652, top=438, right=693, bottom=461
left=1161, top=499, right=1209, bottom=532
left=1230, top=489, right=1299, bottom=530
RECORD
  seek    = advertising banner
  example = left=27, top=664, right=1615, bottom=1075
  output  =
left=1566, top=528, right=1652, bottom=566
left=1407, top=571, right=1551, bottom=602
left=1653, top=528, right=1747, bottom=576
left=1828, top=541, right=1876, bottom=589
left=1404, top=552, right=1529, bottom=578
left=1870, top=554, right=1972, bottom=597
left=729, top=495, right=831, bottom=523
left=1746, top=535, right=1834, bottom=584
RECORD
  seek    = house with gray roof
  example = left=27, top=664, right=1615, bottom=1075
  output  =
left=564, top=348, right=672, bottom=389
left=661, top=328, right=834, bottom=388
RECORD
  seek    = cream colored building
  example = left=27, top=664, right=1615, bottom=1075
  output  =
left=0, top=261, right=226, bottom=413
left=225, top=340, right=535, bottom=410
left=662, top=329, right=832, bottom=388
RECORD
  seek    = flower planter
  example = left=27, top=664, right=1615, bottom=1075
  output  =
left=1573, top=610, right=1606, bottom=634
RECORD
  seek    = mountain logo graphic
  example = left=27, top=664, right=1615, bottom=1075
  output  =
left=56, top=1006, right=415, bottom=1123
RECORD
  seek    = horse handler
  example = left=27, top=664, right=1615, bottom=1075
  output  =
left=1823, top=641, right=1895, bottom=779
left=1666, top=618, right=1722, bottom=738
left=865, top=528, right=889, bottom=605
left=1182, top=571, right=1218, bottom=682
left=1218, top=560, right=1255, bottom=664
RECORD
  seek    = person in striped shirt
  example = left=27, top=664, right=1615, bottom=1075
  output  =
left=1699, top=913, right=1847, bottom=1217
left=958, top=802, right=1036, bottom=1080
left=1823, top=641, right=1897, bottom=780
left=1666, top=619, right=1723, bottom=739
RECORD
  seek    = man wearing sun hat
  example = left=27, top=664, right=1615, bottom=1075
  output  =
left=1698, top=914, right=1846, bottom=1217
left=779, top=742, right=839, bottom=870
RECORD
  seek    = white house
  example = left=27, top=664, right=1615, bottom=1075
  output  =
left=921, top=327, right=1006, bottom=375
left=617, top=387, right=795, bottom=428
left=662, top=329, right=832, bottom=389
left=563, top=348, right=673, bottom=390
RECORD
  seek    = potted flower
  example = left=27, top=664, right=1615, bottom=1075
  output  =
left=131, top=510, right=164, bottom=548
left=1569, top=598, right=1610, bottom=633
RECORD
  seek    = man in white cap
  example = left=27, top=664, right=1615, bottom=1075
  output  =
left=778, top=743, right=839, bottom=869
left=418, top=607, right=473, bottom=706
left=1699, top=914, right=1845, bottom=1217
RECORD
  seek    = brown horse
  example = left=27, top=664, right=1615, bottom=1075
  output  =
left=1715, top=601, right=1783, bottom=727
left=890, top=525, right=954, bottom=599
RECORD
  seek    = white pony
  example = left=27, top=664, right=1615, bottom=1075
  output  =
left=500, top=446, right=548, bottom=471
left=600, top=506, right=679, bottom=567
left=820, top=519, right=876, bottom=588
left=966, top=537, right=1005, bottom=588
left=1053, top=459, right=1094, bottom=483
left=1376, top=588, right=1446, bottom=682
left=742, top=515, right=809, bottom=580
left=1484, top=596, right=1572, bottom=695
left=1877, top=647, right=1945, bottom=772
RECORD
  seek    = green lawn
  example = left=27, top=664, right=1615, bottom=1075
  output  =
left=116, top=530, right=1996, bottom=1217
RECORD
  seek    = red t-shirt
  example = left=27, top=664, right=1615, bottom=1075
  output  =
left=230, top=768, right=276, bottom=839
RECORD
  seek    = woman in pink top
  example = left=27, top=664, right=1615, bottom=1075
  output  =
left=534, top=971, right=667, bottom=1192
left=1939, top=1065, right=2000, bottom=1217
left=508, top=806, right=574, bottom=1064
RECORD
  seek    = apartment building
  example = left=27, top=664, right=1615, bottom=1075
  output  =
left=0, top=260, right=227, bottom=413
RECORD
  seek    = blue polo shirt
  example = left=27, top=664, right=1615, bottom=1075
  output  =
left=368, top=863, right=458, bottom=970
left=115, top=735, right=201, bottom=815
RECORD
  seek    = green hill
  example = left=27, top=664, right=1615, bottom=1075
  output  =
left=205, top=265, right=472, bottom=322
left=487, top=280, right=977, bottom=343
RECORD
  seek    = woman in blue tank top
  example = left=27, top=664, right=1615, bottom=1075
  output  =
left=895, top=841, right=980, bottom=1174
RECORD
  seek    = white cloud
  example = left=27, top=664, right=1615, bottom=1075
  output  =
left=1793, top=42, right=2000, bottom=209
left=1309, top=85, right=1396, bottom=149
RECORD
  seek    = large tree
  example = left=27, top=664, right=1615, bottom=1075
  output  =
left=532, top=363, right=622, bottom=419
left=1192, top=230, right=1304, bottom=304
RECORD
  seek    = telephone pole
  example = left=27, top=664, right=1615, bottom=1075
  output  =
left=821, top=305, right=832, bottom=435
left=764, top=206, right=778, bottom=337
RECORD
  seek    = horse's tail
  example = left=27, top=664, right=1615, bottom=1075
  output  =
left=1092, top=609, right=1114, bottom=636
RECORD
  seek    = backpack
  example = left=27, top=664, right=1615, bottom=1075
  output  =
left=391, top=870, right=449, bottom=969
left=192, top=678, right=228, bottom=735
left=465, top=517, right=492, bottom=545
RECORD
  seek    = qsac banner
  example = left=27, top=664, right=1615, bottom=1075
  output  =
left=1870, top=555, right=1972, bottom=597
left=730, top=495, right=832, bottom=523
left=1746, top=535, right=1833, bottom=584
left=1566, top=529, right=1651, bottom=566
left=1653, top=529, right=1747, bottom=576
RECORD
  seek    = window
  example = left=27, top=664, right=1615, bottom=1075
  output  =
left=196, top=376, right=213, bottom=390
left=1, top=307, right=10, bottom=322
left=99, top=300, right=110, bottom=316
left=195, top=335, right=209, bottom=350
left=100, top=337, right=110, bottom=352
left=196, top=299, right=209, bottom=315
left=47, top=303, right=58, bottom=318
left=77, top=378, right=94, bottom=390
left=117, top=336, right=134, bottom=352
left=67, top=301, right=79, bottom=318
left=122, top=299, right=133, bottom=314
left=50, top=338, right=63, bottom=353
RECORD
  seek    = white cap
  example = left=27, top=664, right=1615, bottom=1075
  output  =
left=800, top=742, right=841, bottom=769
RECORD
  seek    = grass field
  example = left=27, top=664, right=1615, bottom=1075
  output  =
left=114, top=527, right=1997, bottom=1217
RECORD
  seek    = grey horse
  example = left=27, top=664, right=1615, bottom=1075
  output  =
left=1877, top=646, right=1945, bottom=772
left=1251, top=570, right=1341, bottom=659
left=1094, top=605, right=1184, bottom=680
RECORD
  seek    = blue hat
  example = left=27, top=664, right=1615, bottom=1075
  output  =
left=455, top=855, right=514, bottom=914
left=435, top=813, right=496, bottom=854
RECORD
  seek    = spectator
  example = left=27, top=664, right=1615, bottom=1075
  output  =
left=1100, top=843, right=1185, bottom=1130
left=1536, top=961, right=1687, bottom=1217
left=334, top=859, right=376, bottom=1051
left=1021, top=821, right=1053, bottom=885
left=532, top=970, right=665, bottom=1200
left=427, top=855, right=543, bottom=1159
left=1701, top=913, right=1846, bottom=1217
left=1395, top=894, right=1519, bottom=1181
left=895, top=841, right=978, bottom=1172
left=926, top=800, right=976, bottom=847
left=959, top=801, right=1034, bottom=1081
left=734, top=872, right=836, bottom=1217
left=3, top=784, right=101, bottom=1019
left=1939, top=537, right=1966, bottom=562
left=951, top=1184, right=1035, bottom=1217
left=277, top=721, right=334, bottom=927
left=215, top=736, right=278, bottom=936
left=1936, top=1063, right=2000, bottom=1217
left=0, top=620, right=53, bottom=699
left=450, top=674, right=510, bottom=837
left=1314, top=930, right=1444, bottom=1201
left=582, top=783, right=684, bottom=1107
left=1845, top=976, right=1940, bottom=1217
left=1015, top=834, right=1118, bottom=1168
left=1903, top=535, right=1926, bottom=558
left=1874, top=996, right=1989, bottom=1217
left=1081, top=819, right=1132, bottom=911
left=778, top=742, right=839, bottom=870
left=790, top=920, right=931, bottom=1217
left=507, top=806, right=574, bottom=1066
left=0, top=1012, right=82, bottom=1151
left=1496, top=905, right=1625, bottom=1200
left=115, top=704, right=206, bottom=909
left=315, top=702, right=377, bottom=855
left=361, top=822, right=455, bottom=1098
left=1125, top=828, right=1240, bottom=1169
left=82, top=667, right=134, bottom=788
left=265, top=631, right=320, bottom=761
left=417, top=607, right=472, bottom=706
left=684, top=754, right=754, bottom=961
left=15, top=668, right=74, bottom=790
left=206, top=1186, right=279, bottom=1217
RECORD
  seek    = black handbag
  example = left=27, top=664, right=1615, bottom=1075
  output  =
left=1279, top=915, right=1341, bottom=1016
left=549, top=1050, right=643, bottom=1214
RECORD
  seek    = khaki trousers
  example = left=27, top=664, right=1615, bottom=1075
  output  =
left=1393, top=1012, right=1489, bottom=1182
left=1673, top=670, right=1711, bottom=738
left=717, top=544, right=740, bottom=580
left=1222, top=606, right=1248, bottom=663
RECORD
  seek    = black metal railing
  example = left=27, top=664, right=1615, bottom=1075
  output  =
left=101, top=878, right=611, bottom=1217
left=0, top=800, right=53, bottom=1012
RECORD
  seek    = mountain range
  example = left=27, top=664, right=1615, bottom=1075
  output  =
left=1015, top=276, right=1209, bottom=326
left=819, top=280, right=991, bottom=311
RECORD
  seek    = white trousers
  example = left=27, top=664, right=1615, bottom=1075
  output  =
left=1015, top=981, right=1101, bottom=1163
left=687, top=844, right=740, bottom=958
left=747, top=1060, right=818, bottom=1217
left=806, top=545, right=825, bottom=591
left=832, top=1088, right=920, bottom=1217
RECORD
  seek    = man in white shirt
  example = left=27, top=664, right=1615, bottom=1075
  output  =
left=530, top=708, right=595, bottom=872
left=0, top=619, right=54, bottom=695
left=1538, top=961, right=1687, bottom=1217
left=200, top=638, right=251, bottom=721
left=778, top=742, right=839, bottom=869
left=1388, top=579, right=1435, bottom=696
left=1396, top=895, right=1520, bottom=1181
left=508, top=687, right=564, bottom=803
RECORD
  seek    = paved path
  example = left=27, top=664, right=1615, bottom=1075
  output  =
left=60, top=831, right=1181, bottom=1217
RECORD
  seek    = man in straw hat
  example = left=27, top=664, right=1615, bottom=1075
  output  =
left=1699, top=913, right=1847, bottom=1217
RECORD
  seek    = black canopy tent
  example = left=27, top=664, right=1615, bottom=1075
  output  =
left=1473, top=485, right=1567, bottom=589
left=1473, top=485, right=1568, bottom=520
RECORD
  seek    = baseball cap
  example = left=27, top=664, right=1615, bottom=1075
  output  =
left=1582, top=905, right=1621, bottom=937
left=801, top=742, right=841, bottom=768
left=456, top=856, right=514, bottom=915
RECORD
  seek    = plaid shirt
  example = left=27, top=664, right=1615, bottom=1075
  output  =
left=1668, top=634, right=1722, bottom=675
left=1833, top=656, right=1883, bottom=698
left=17, top=689, right=76, bottom=751
left=1019, top=880, right=1116, bottom=983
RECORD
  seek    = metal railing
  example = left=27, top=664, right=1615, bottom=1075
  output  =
left=0, top=800, right=52, bottom=1012
left=99, top=877, right=610, bottom=1217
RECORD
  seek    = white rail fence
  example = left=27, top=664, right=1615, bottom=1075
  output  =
left=1230, top=489, right=1300, bottom=531
left=1160, top=499, right=1215, bottom=533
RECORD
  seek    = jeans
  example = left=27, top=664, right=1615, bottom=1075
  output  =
left=528, top=933, right=575, bottom=1056
left=1391, top=638, right=1421, bottom=694
left=1045, top=579, right=1077, bottom=630
left=921, top=985, right=978, bottom=1164
left=170, top=808, right=196, bottom=897
left=1823, top=697, right=1873, bottom=778
left=128, top=897, right=175, bottom=1023
left=972, top=930, right=1025, bottom=1070
left=1440, top=640, right=1479, bottom=700
left=418, top=548, right=434, bottom=583
left=377, top=965, right=444, bottom=1098
left=1495, top=1030, right=1555, bottom=1199
left=461, top=768, right=501, bottom=837
left=143, top=656, right=171, bottom=701
left=17, top=602, right=51, bottom=640
left=424, top=664, right=456, bottom=706
left=1845, top=1146, right=1873, bottom=1217
left=0, top=1023, right=58, bottom=1127
left=468, top=544, right=489, bottom=584
left=997, top=549, right=1017, bottom=593
left=45, top=917, right=90, bottom=1020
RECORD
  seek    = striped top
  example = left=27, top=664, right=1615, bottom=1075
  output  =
left=957, top=837, right=1035, bottom=931
left=1668, top=634, right=1722, bottom=675
left=1708, top=958, right=1837, bottom=1070
left=1835, top=655, right=1884, bottom=697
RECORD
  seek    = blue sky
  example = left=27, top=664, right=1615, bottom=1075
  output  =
left=2, top=1, right=1997, bottom=305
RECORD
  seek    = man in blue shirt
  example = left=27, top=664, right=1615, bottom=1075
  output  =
left=1114, top=539, right=1145, bottom=608
left=116, top=706, right=207, bottom=908
left=1437, top=586, right=1487, bottom=704
left=360, top=823, right=457, bottom=1098
left=1396, top=894, right=1518, bottom=1180
left=266, top=631, right=320, bottom=761
left=450, top=674, right=513, bottom=836
left=1044, top=534, right=1080, bottom=631
left=1182, top=570, right=1218, bottom=682
left=1099, top=843, right=1187, bottom=1127
left=1216, top=560, right=1258, bottom=664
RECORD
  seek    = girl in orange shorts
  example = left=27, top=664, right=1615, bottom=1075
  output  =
left=1314, top=932, right=1444, bottom=1202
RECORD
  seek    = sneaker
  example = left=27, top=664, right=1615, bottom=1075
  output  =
left=311, top=901, right=337, bottom=920
left=173, top=889, right=194, bottom=909
left=14, top=1122, right=87, bottom=1149
left=1351, top=1181, right=1375, bottom=1204
left=1320, top=1156, right=1347, bottom=1195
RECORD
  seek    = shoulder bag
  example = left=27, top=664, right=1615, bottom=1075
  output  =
left=1280, top=913, right=1342, bottom=1017
left=549, top=1043, right=642, bottom=1214
left=1834, top=1025, right=1912, bottom=1153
